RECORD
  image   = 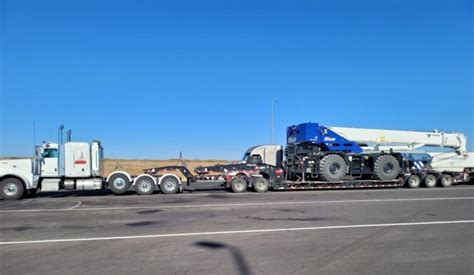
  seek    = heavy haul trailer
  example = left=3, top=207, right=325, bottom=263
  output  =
left=0, top=126, right=180, bottom=200
left=143, top=144, right=405, bottom=194
left=159, top=122, right=473, bottom=193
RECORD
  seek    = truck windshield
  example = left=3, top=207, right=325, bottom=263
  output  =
left=241, top=152, right=250, bottom=162
left=42, top=148, right=59, bottom=158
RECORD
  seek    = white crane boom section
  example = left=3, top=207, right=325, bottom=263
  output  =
left=329, top=127, right=468, bottom=156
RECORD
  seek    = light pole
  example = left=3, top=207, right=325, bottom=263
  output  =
left=271, top=100, right=277, bottom=144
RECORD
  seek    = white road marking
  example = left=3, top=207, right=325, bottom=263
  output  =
left=0, top=220, right=472, bottom=245
left=0, top=197, right=473, bottom=213
left=68, top=201, right=82, bottom=210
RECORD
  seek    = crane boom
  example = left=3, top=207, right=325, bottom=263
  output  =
left=329, top=126, right=468, bottom=155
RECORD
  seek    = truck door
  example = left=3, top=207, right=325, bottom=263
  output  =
left=41, top=148, right=59, bottom=177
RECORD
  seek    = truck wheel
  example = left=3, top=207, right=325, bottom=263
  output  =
left=0, top=178, right=25, bottom=200
left=374, top=155, right=400, bottom=181
left=108, top=173, right=131, bottom=194
left=319, top=154, right=347, bottom=182
left=160, top=176, right=180, bottom=194
left=253, top=178, right=269, bottom=193
left=231, top=178, right=247, bottom=193
left=406, top=175, right=421, bottom=188
left=135, top=176, right=155, bottom=195
left=423, top=174, right=437, bottom=188
left=439, top=174, right=453, bottom=188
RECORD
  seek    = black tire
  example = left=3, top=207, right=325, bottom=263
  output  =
left=231, top=177, right=247, bottom=193
left=253, top=178, right=269, bottom=193
left=108, top=173, right=131, bottom=194
left=373, top=155, right=400, bottom=181
left=0, top=178, right=25, bottom=200
left=406, top=175, right=421, bottom=188
left=135, top=176, right=155, bottom=195
left=423, top=174, right=437, bottom=188
left=438, top=174, right=453, bottom=188
left=160, top=175, right=180, bottom=194
left=319, top=154, right=347, bottom=182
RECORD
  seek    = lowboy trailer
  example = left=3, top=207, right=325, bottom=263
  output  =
left=146, top=122, right=473, bottom=193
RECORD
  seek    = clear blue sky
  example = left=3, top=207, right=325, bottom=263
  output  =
left=1, top=0, right=473, bottom=159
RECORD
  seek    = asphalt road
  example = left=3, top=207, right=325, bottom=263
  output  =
left=1, top=185, right=473, bottom=274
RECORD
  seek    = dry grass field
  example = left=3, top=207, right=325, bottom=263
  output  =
left=103, top=159, right=233, bottom=177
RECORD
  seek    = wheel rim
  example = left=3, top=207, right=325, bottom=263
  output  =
left=138, top=179, right=152, bottom=193
left=383, top=163, right=394, bottom=174
left=426, top=177, right=435, bottom=186
left=163, top=179, right=176, bottom=191
left=441, top=177, right=451, bottom=186
left=329, top=163, right=341, bottom=174
left=256, top=180, right=266, bottom=190
left=409, top=177, right=419, bottom=187
left=235, top=181, right=245, bottom=191
left=113, top=178, right=126, bottom=189
left=3, top=183, right=18, bottom=196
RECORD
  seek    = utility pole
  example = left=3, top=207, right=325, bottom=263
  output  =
left=271, top=100, right=278, bottom=144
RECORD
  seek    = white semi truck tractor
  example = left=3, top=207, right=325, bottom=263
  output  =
left=0, top=126, right=179, bottom=200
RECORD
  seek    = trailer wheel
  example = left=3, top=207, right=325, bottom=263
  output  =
left=439, top=174, right=453, bottom=188
left=160, top=176, right=180, bottom=194
left=253, top=178, right=269, bottom=193
left=406, top=175, right=421, bottom=188
left=231, top=178, right=247, bottom=193
left=108, top=173, right=131, bottom=194
left=374, top=155, right=400, bottom=181
left=423, top=174, right=437, bottom=188
left=135, top=176, right=155, bottom=195
left=319, top=154, right=347, bottom=182
left=0, top=178, right=25, bottom=200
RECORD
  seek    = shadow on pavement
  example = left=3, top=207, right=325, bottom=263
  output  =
left=195, top=240, right=252, bottom=275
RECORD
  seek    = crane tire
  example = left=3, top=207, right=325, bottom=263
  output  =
left=374, top=155, right=400, bottom=181
left=319, top=154, right=347, bottom=182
